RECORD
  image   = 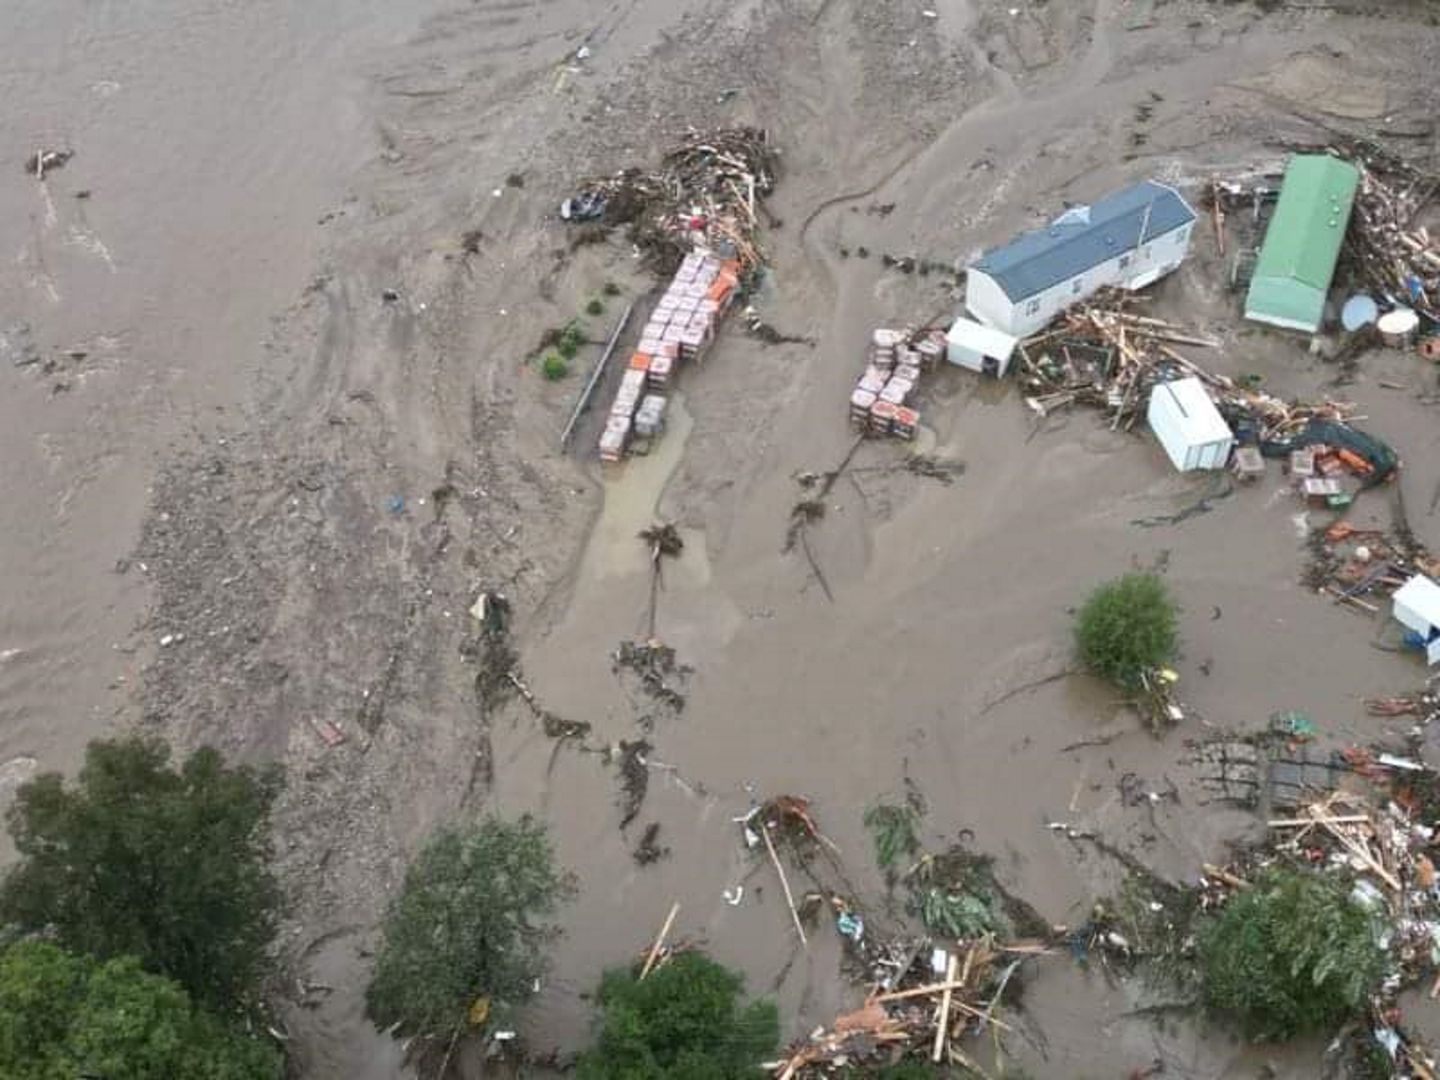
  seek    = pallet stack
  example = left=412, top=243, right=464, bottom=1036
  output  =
left=849, top=327, right=941, bottom=440
left=600, top=248, right=743, bottom=461
left=634, top=394, right=668, bottom=438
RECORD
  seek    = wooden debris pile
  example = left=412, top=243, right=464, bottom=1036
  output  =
left=564, top=126, right=776, bottom=273
left=1019, top=291, right=1358, bottom=439
left=741, top=794, right=1055, bottom=1077
left=1019, top=295, right=1219, bottom=425
left=1323, top=139, right=1440, bottom=322
left=1306, top=520, right=1440, bottom=615
left=769, top=936, right=1035, bottom=1078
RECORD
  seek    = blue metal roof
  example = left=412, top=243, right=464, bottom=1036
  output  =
left=971, top=180, right=1195, bottom=301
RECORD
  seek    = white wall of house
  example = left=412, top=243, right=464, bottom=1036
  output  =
left=963, top=272, right=1016, bottom=334
left=966, top=223, right=1192, bottom=337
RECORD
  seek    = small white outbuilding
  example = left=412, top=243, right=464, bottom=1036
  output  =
left=945, top=317, right=1018, bottom=377
left=1146, top=377, right=1235, bottom=472
left=1392, top=575, right=1440, bottom=665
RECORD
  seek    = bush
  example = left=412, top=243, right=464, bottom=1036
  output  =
left=577, top=951, right=778, bottom=1080
left=1197, top=867, right=1384, bottom=1040
left=602, top=281, right=622, bottom=297
left=585, top=298, right=606, bottom=316
left=365, top=816, right=573, bottom=1040
left=541, top=353, right=569, bottom=381
left=556, top=321, right=587, bottom=360
left=0, top=736, right=282, bottom=1010
left=0, top=939, right=281, bottom=1079
left=1074, top=572, right=1178, bottom=690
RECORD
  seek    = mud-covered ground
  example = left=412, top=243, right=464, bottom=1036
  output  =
left=5, top=0, right=1440, bottom=1077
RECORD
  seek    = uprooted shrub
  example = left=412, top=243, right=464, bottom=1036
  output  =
left=1074, top=572, right=1178, bottom=690
left=1197, top=866, right=1385, bottom=1041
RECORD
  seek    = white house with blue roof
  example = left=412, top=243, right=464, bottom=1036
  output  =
left=964, top=179, right=1197, bottom=337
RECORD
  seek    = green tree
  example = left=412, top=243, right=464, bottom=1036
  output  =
left=0, top=939, right=281, bottom=1080
left=1197, top=867, right=1385, bottom=1040
left=365, top=815, right=574, bottom=1039
left=577, top=951, right=779, bottom=1080
left=1074, top=572, right=1178, bottom=690
left=0, top=735, right=282, bottom=1009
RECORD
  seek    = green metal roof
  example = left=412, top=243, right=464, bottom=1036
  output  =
left=1246, top=155, right=1359, bottom=330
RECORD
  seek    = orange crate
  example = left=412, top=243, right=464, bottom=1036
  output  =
left=1337, top=449, right=1373, bottom=475
left=629, top=352, right=652, bottom=372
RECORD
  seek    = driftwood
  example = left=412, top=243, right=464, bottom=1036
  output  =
left=639, top=902, right=680, bottom=979
left=1019, top=290, right=1357, bottom=442
left=763, top=824, right=808, bottom=947
left=567, top=126, right=776, bottom=272
left=932, top=954, right=958, bottom=1062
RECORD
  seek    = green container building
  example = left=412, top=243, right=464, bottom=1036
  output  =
left=1244, top=155, right=1360, bottom=333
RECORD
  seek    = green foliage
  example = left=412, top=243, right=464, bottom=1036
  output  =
left=541, top=352, right=570, bottom=381
left=0, top=736, right=282, bottom=1010
left=0, top=940, right=281, bottom=1080
left=863, top=802, right=921, bottom=873
left=914, top=886, right=1005, bottom=940
left=602, top=281, right=622, bottom=297
left=365, top=816, right=574, bottom=1039
left=1074, top=572, right=1178, bottom=690
left=585, top=298, right=606, bottom=316
left=576, top=951, right=778, bottom=1080
left=556, top=321, right=587, bottom=360
left=1197, top=867, right=1385, bottom=1041
left=909, top=850, right=1010, bottom=939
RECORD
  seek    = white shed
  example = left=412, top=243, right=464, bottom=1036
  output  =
left=1393, top=575, right=1440, bottom=665
left=1147, top=377, right=1234, bottom=472
left=945, top=317, right=1018, bottom=377
left=965, top=180, right=1196, bottom=338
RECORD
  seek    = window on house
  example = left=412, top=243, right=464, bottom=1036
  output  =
left=1119, top=254, right=1131, bottom=270
left=1025, top=298, right=1041, bottom=316
left=1071, top=277, right=1084, bottom=295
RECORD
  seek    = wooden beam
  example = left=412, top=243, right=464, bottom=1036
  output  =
left=932, top=953, right=958, bottom=1062
left=639, top=902, right=680, bottom=980
left=762, top=825, right=808, bottom=947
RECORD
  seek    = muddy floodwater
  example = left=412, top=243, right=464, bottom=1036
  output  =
left=5, top=1, right=1440, bottom=1077
left=0, top=0, right=441, bottom=824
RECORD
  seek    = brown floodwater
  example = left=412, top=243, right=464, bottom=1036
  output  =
left=0, top=0, right=442, bottom=836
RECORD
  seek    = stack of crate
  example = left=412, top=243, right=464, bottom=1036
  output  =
left=599, top=416, right=629, bottom=462
left=639, top=251, right=742, bottom=366
left=600, top=246, right=744, bottom=462
left=850, top=366, right=887, bottom=427
left=647, top=351, right=674, bottom=391
left=634, top=394, right=668, bottom=438
left=892, top=406, right=920, bottom=440
left=849, top=326, right=925, bottom=439
left=915, top=334, right=945, bottom=369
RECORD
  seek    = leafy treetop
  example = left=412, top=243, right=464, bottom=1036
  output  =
left=1198, top=866, right=1385, bottom=1041
left=0, top=735, right=282, bottom=1011
left=576, top=951, right=779, bottom=1080
left=0, top=939, right=281, bottom=1080
left=365, top=815, right=574, bottom=1039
